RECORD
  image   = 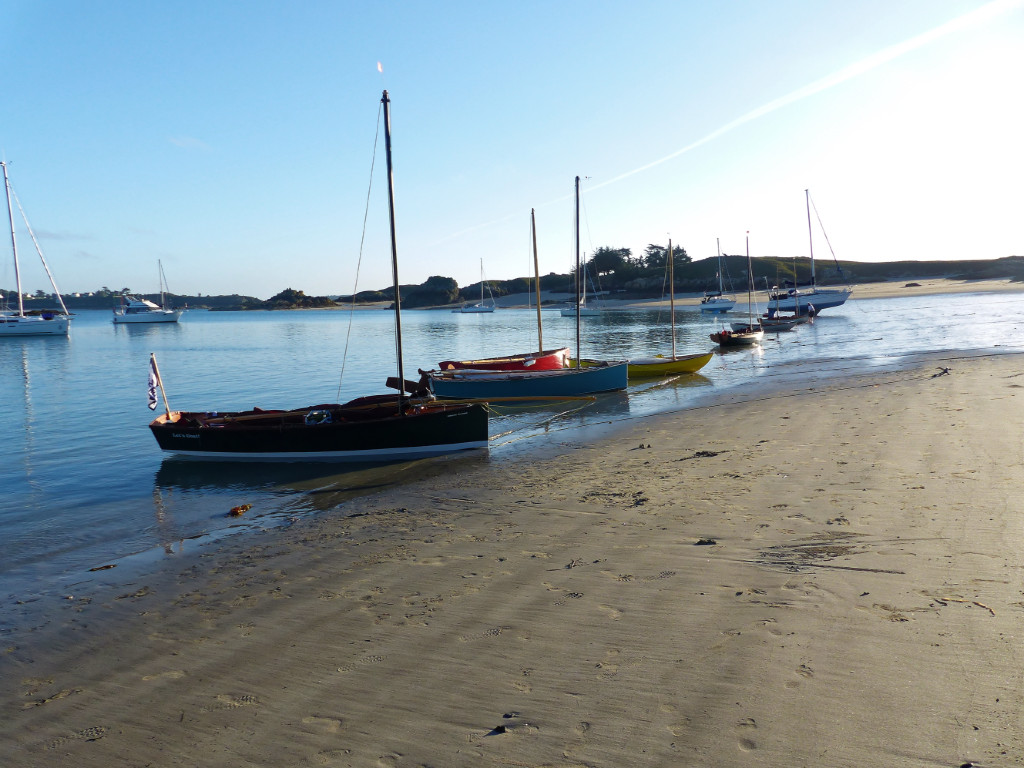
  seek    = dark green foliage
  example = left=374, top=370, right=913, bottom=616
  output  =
left=402, top=275, right=460, bottom=308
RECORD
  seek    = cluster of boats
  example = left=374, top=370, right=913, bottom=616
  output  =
left=6, top=94, right=849, bottom=465
left=1, top=160, right=183, bottom=336
left=152, top=94, right=847, bottom=463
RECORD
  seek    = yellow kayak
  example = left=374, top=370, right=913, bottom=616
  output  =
left=570, top=351, right=713, bottom=379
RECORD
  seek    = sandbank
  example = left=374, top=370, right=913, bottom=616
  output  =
left=3, top=351, right=1023, bottom=766
left=489, top=276, right=1024, bottom=310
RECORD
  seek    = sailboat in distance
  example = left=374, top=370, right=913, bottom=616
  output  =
left=0, top=161, right=70, bottom=337
left=113, top=260, right=184, bottom=324
left=700, top=239, right=736, bottom=314
left=453, top=258, right=496, bottom=313
left=767, top=189, right=852, bottom=315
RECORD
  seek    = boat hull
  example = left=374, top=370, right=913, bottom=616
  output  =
left=113, top=310, right=183, bottom=324
left=767, top=288, right=851, bottom=314
left=711, top=329, right=763, bottom=346
left=149, top=400, right=489, bottom=461
left=575, top=352, right=713, bottom=378
left=438, top=347, right=569, bottom=372
left=427, top=362, right=628, bottom=400
left=625, top=351, right=713, bottom=377
left=699, top=297, right=735, bottom=313
left=0, top=314, right=70, bottom=336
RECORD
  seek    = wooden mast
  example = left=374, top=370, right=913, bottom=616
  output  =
left=805, top=188, right=815, bottom=288
left=531, top=208, right=543, bottom=353
left=573, top=176, right=581, bottom=369
left=669, top=238, right=676, bottom=359
left=381, top=90, right=405, bottom=409
left=746, top=231, right=754, bottom=327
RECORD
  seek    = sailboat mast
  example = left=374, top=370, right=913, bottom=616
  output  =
left=381, top=90, right=405, bottom=408
left=669, top=238, right=676, bottom=358
left=805, top=188, right=815, bottom=287
left=531, top=208, right=543, bottom=352
left=2, top=161, right=25, bottom=317
left=573, top=175, right=581, bottom=369
left=746, top=231, right=753, bottom=325
left=158, top=259, right=166, bottom=308
left=479, top=258, right=484, bottom=304
left=716, top=237, right=724, bottom=294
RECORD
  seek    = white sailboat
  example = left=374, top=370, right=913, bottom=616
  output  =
left=0, top=161, right=70, bottom=338
left=112, top=260, right=184, bottom=324
left=453, top=258, right=496, bottom=313
left=560, top=252, right=601, bottom=316
left=700, top=238, right=736, bottom=313
left=767, top=189, right=852, bottom=315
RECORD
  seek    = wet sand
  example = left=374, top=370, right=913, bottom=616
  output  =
left=3, top=352, right=1024, bottom=766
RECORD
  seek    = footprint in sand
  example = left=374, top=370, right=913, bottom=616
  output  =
left=306, top=748, right=351, bottom=766
left=337, top=655, right=386, bottom=674
left=23, top=687, right=82, bottom=709
left=457, top=626, right=509, bottom=642
left=47, top=725, right=107, bottom=749
left=301, top=716, right=343, bottom=734
left=201, top=693, right=260, bottom=711
left=595, top=649, right=620, bottom=677
left=736, top=717, right=758, bottom=751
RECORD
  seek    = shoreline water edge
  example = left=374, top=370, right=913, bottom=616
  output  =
left=3, top=346, right=1023, bottom=766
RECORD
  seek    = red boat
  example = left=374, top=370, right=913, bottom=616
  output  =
left=438, top=347, right=570, bottom=372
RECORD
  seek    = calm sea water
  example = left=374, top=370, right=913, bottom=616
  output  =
left=3, top=291, right=1024, bottom=630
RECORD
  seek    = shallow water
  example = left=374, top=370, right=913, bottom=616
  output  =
left=3, top=292, right=1023, bottom=627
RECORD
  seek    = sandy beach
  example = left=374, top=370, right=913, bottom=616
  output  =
left=3, top=350, right=1024, bottom=766
left=488, top=276, right=1024, bottom=310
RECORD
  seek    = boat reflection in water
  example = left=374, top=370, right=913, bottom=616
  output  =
left=150, top=451, right=491, bottom=554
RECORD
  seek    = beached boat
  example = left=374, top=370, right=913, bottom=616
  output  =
left=424, top=179, right=627, bottom=400
left=113, top=261, right=183, bottom=324
left=574, top=351, right=713, bottom=378
left=0, top=161, right=70, bottom=338
left=452, top=259, right=496, bottom=313
left=711, top=327, right=763, bottom=346
left=755, top=313, right=806, bottom=331
left=425, top=361, right=627, bottom=400
left=439, top=212, right=571, bottom=373
left=767, top=190, right=852, bottom=315
left=149, top=90, right=489, bottom=461
left=438, top=347, right=570, bottom=371
left=756, top=284, right=812, bottom=331
left=624, top=239, right=714, bottom=377
left=700, top=239, right=737, bottom=314
left=713, top=233, right=763, bottom=347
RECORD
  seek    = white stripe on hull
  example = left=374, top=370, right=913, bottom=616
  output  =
left=160, top=440, right=489, bottom=462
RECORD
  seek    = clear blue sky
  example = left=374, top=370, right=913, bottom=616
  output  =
left=3, top=0, right=1022, bottom=299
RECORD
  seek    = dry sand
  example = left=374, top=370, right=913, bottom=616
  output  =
left=4, top=352, right=1024, bottom=766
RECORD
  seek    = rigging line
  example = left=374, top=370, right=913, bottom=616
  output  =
left=577, top=178, right=605, bottom=295
left=808, top=194, right=840, bottom=266
left=10, top=187, right=69, bottom=315
left=337, top=100, right=384, bottom=402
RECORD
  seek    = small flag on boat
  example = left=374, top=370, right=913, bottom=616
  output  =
left=148, top=356, right=160, bottom=410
